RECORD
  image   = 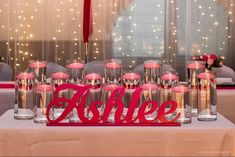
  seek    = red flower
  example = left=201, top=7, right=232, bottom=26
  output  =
left=219, top=62, right=223, bottom=66
left=203, top=54, right=208, bottom=61
left=199, top=55, right=203, bottom=60
left=207, top=58, right=214, bottom=65
left=209, top=54, right=217, bottom=60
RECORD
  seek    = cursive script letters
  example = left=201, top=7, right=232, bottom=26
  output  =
left=46, top=84, right=180, bottom=125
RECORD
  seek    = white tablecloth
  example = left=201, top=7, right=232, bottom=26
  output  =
left=0, top=110, right=234, bottom=156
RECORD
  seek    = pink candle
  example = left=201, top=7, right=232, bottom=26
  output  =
left=103, top=84, right=122, bottom=91
left=105, top=62, right=122, bottom=69
left=161, top=73, right=178, bottom=81
left=16, top=72, right=34, bottom=80
left=187, top=62, right=204, bottom=70
left=141, top=83, right=158, bottom=90
left=172, top=85, right=190, bottom=93
left=66, top=62, right=84, bottom=69
left=122, top=73, right=140, bottom=80
left=28, top=61, right=46, bottom=68
left=84, top=73, right=101, bottom=80
left=144, top=61, right=161, bottom=69
left=51, top=72, right=69, bottom=79
left=197, top=72, right=215, bottom=79
left=35, top=84, right=53, bottom=92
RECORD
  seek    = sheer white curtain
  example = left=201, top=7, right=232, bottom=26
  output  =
left=112, top=0, right=165, bottom=71
left=0, top=0, right=132, bottom=78
left=0, top=0, right=234, bottom=80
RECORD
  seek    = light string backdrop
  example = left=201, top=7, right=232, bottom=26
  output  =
left=0, top=0, right=233, bottom=80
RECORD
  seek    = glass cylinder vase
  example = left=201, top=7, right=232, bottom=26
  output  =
left=197, top=71, right=217, bottom=121
left=187, top=61, right=205, bottom=117
left=122, top=72, right=141, bottom=116
left=34, top=84, right=53, bottom=123
left=140, top=83, right=160, bottom=121
left=66, top=59, right=84, bottom=84
left=160, top=72, right=179, bottom=120
left=28, top=60, right=47, bottom=84
left=15, top=72, right=35, bottom=120
left=172, top=84, right=191, bottom=124
left=66, top=60, right=84, bottom=122
left=144, top=60, right=161, bottom=84
left=105, top=59, right=122, bottom=84
left=83, top=72, right=102, bottom=118
left=102, top=84, right=123, bottom=122
left=160, top=72, right=179, bottom=104
left=51, top=72, right=70, bottom=120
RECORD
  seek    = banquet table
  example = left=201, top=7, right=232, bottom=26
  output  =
left=1, top=81, right=235, bottom=123
left=0, top=110, right=234, bottom=156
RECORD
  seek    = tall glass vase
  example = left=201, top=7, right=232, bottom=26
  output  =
left=187, top=61, right=205, bottom=117
left=197, top=71, right=217, bottom=121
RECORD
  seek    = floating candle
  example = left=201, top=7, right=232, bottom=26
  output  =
left=28, top=61, right=46, bottom=68
left=84, top=73, right=101, bottom=80
left=187, top=62, right=204, bottom=70
left=161, top=73, right=178, bottom=81
left=141, top=83, right=158, bottom=90
left=16, top=72, right=34, bottom=80
left=35, top=84, right=53, bottom=92
left=122, top=73, right=140, bottom=80
left=144, top=61, right=161, bottom=69
left=105, top=62, right=122, bottom=69
left=172, top=85, right=190, bottom=93
left=197, top=72, right=215, bottom=79
left=103, top=84, right=122, bottom=91
left=51, top=72, right=69, bottom=79
left=66, top=62, right=84, bottom=69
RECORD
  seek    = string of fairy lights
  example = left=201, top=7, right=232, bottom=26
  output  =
left=112, top=0, right=165, bottom=69
left=0, top=0, right=232, bottom=73
left=112, top=0, right=230, bottom=69
left=190, top=0, right=229, bottom=56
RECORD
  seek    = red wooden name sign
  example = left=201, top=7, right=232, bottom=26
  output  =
left=46, top=84, right=181, bottom=126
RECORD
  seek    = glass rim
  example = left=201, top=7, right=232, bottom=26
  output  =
left=66, top=63, right=84, bottom=69
left=105, top=59, right=122, bottom=69
left=51, top=72, right=69, bottom=79
left=103, top=84, right=122, bottom=91
left=35, top=84, right=53, bottom=92
left=187, top=60, right=205, bottom=69
left=141, top=83, right=159, bottom=90
left=161, top=71, right=178, bottom=81
left=122, top=72, right=141, bottom=80
left=16, top=72, right=35, bottom=80
left=84, top=72, right=102, bottom=80
left=197, top=71, right=216, bottom=79
left=171, top=84, right=190, bottom=93
left=144, top=60, right=161, bottom=69
left=28, top=60, right=47, bottom=68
